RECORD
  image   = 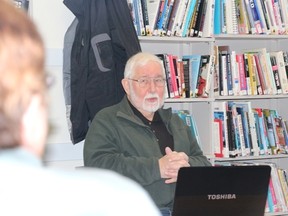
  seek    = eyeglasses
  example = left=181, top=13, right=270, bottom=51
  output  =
left=128, top=77, right=166, bottom=88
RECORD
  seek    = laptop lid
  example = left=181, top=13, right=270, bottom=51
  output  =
left=172, top=165, right=271, bottom=216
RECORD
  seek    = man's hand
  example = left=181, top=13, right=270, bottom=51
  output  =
left=158, top=147, right=190, bottom=184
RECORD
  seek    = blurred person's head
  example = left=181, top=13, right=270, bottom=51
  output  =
left=0, top=0, right=48, bottom=157
left=122, top=52, right=166, bottom=118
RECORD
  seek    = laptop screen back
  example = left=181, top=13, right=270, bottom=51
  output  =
left=172, top=166, right=271, bottom=216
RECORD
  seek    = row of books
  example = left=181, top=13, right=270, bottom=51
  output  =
left=215, top=0, right=288, bottom=35
left=128, top=0, right=288, bottom=37
left=174, top=110, right=202, bottom=148
left=157, top=53, right=215, bottom=98
left=213, top=101, right=288, bottom=158
left=215, top=46, right=288, bottom=96
left=128, top=0, right=215, bottom=37
left=217, top=161, right=288, bottom=213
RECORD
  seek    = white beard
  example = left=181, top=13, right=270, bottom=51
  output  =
left=129, top=85, right=164, bottom=113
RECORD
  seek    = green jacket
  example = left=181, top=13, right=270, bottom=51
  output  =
left=84, top=96, right=211, bottom=208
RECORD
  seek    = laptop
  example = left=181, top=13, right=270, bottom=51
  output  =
left=172, top=165, right=271, bottom=216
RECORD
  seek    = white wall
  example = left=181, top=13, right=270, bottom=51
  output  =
left=29, top=1, right=83, bottom=167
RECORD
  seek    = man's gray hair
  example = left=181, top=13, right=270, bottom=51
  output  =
left=124, top=52, right=165, bottom=78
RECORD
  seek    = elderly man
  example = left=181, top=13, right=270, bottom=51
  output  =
left=84, top=52, right=211, bottom=216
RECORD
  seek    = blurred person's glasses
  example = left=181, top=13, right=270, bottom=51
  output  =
left=128, top=77, right=166, bottom=88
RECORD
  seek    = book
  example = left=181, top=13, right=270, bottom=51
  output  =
left=181, top=57, right=191, bottom=98
left=263, top=109, right=277, bottom=154
left=246, top=53, right=258, bottom=95
left=270, top=51, right=288, bottom=94
left=269, top=54, right=282, bottom=94
left=264, top=0, right=278, bottom=34
left=213, top=118, right=224, bottom=157
left=233, top=101, right=259, bottom=156
left=244, top=0, right=257, bottom=34
left=236, top=0, right=250, bottom=34
left=225, top=0, right=238, bottom=34
left=213, top=0, right=221, bottom=34
left=236, top=53, right=248, bottom=95
left=140, top=0, right=149, bottom=35
left=168, top=54, right=180, bottom=98
left=176, top=110, right=202, bottom=149
left=156, top=53, right=173, bottom=98
left=147, top=0, right=162, bottom=35
left=253, top=53, right=265, bottom=95
left=180, top=0, right=198, bottom=37
left=202, top=0, right=215, bottom=37
left=247, top=0, right=263, bottom=34
left=166, top=0, right=181, bottom=36
left=182, top=54, right=202, bottom=97
left=253, top=108, right=270, bottom=155
left=254, top=0, right=269, bottom=34
left=174, top=0, right=190, bottom=36
left=213, top=101, right=229, bottom=158
left=176, top=59, right=186, bottom=97
left=197, top=54, right=215, bottom=98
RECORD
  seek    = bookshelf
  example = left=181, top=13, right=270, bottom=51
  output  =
left=139, top=34, right=288, bottom=215
left=132, top=0, right=288, bottom=213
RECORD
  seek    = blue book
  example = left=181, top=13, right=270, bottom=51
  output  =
left=214, top=0, right=221, bottom=34
left=156, top=0, right=169, bottom=31
left=182, top=54, right=202, bottom=97
left=133, top=0, right=141, bottom=35
left=175, top=110, right=202, bottom=149
left=181, top=0, right=197, bottom=37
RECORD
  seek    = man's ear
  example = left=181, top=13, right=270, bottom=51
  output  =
left=121, top=78, right=130, bottom=95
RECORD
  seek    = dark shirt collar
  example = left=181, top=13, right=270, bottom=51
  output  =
left=127, top=99, right=161, bottom=125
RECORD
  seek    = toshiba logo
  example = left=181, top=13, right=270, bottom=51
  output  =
left=208, top=194, right=236, bottom=200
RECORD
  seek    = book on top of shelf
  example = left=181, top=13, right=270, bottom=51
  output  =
left=263, top=0, right=278, bottom=34
left=166, top=0, right=181, bottom=36
left=188, top=0, right=200, bottom=37
left=180, top=0, right=198, bottom=37
left=279, top=0, right=288, bottom=34
left=193, top=0, right=207, bottom=37
left=244, top=0, right=257, bottom=34
left=225, top=0, right=238, bottom=34
left=235, top=0, right=250, bottom=34
left=146, top=0, right=161, bottom=36
left=201, top=0, right=215, bottom=38
left=160, top=0, right=176, bottom=36
left=213, top=0, right=221, bottom=34
left=173, top=0, right=190, bottom=36
left=140, top=0, right=149, bottom=36
left=254, top=0, right=269, bottom=34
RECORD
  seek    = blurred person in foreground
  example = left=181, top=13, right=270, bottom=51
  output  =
left=84, top=52, right=211, bottom=216
left=0, top=1, right=161, bottom=215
